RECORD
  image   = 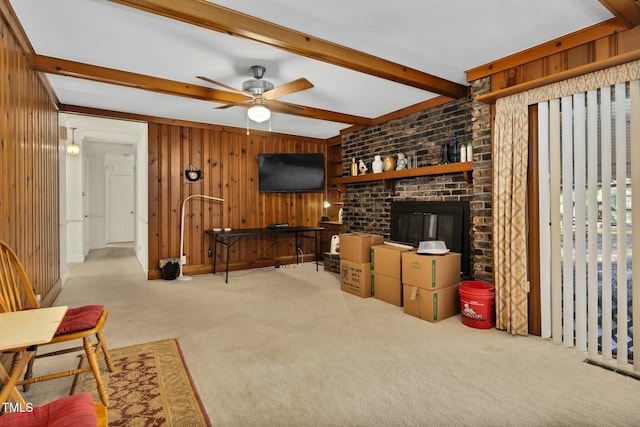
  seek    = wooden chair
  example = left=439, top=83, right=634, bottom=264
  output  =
left=0, top=392, right=107, bottom=426
left=0, top=240, right=115, bottom=406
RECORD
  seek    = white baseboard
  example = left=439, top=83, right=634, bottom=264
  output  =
left=67, top=254, right=85, bottom=263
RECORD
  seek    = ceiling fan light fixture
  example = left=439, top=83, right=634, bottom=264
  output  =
left=247, top=105, right=271, bottom=123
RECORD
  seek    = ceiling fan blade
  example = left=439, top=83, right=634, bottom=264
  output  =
left=263, top=78, right=313, bottom=99
left=196, top=75, right=247, bottom=96
left=214, top=99, right=252, bottom=110
left=265, top=99, right=305, bottom=114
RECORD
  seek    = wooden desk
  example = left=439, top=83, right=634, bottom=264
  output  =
left=0, top=306, right=68, bottom=406
left=205, top=226, right=324, bottom=283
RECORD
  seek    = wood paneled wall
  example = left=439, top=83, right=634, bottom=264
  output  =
left=147, top=123, right=327, bottom=279
left=469, top=22, right=640, bottom=96
left=0, top=16, right=60, bottom=301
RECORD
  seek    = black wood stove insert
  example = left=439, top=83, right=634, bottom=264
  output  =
left=390, top=201, right=470, bottom=278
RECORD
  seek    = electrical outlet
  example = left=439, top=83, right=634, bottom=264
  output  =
left=208, top=248, right=212, bottom=258
left=180, top=255, right=187, bottom=265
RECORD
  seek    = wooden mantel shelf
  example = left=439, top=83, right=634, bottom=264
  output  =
left=333, top=162, right=473, bottom=194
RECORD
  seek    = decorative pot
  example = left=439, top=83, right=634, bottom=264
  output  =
left=383, top=156, right=396, bottom=172
left=372, top=155, right=384, bottom=173
left=396, top=153, right=408, bottom=170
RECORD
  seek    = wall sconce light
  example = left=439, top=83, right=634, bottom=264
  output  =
left=66, top=127, right=80, bottom=156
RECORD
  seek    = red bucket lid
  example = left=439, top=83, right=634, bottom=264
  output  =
left=460, top=280, right=495, bottom=292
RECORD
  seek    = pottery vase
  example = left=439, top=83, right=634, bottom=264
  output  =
left=383, top=156, right=396, bottom=172
left=372, top=155, right=384, bottom=173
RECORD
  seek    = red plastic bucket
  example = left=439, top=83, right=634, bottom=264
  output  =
left=459, top=281, right=495, bottom=329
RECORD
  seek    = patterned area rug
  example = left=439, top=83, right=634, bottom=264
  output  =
left=71, top=339, right=210, bottom=426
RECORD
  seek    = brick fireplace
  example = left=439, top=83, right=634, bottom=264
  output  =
left=338, top=77, right=492, bottom=282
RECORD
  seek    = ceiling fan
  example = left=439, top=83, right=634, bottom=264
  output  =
left=197, top=65, right=314, bottom=122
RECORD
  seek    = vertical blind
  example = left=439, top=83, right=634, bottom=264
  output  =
left=538, top=81, right=639, bottom=369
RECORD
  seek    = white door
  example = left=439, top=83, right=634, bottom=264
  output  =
left=108, top=174, right=134, bottom=242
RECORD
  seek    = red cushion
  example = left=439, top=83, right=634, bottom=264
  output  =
left=55, top=305, right=104, bottom=335
left=0, top=393, right=97, bottom=426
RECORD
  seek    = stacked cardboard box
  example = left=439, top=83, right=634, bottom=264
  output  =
left=339, top=233, right=383, bottom=298
left=371, top=245, right=409, bottom=306
left=401, top=251, right=461, bottom=322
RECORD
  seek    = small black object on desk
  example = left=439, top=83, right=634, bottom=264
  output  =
left=205, top=226, right=324, bottom=283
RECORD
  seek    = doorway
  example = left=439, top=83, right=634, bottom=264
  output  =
left=59, top=113, right=149, bottom=276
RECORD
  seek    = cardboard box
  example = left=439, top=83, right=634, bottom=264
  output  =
left=340, top=259, right=371, bottom=298
left=401, top=252, right=461, bottom=290
left=403, top=284, right=460, bottom=322
left=371, top=244, right=409, bottom=279
left=339, top=233, right=384, bottom=263
left=372, top=273, right=402, bottom=306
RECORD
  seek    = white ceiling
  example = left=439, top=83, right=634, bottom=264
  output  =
left=10, top=0, right=613, bottom=141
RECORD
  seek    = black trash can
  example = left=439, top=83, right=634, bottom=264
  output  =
left=159, top=258, right=180, bottom=280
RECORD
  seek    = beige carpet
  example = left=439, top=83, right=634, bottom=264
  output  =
left=23, top=246, right=640, bottom=426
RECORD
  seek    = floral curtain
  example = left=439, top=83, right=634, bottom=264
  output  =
left=493, top=94, right=530, bottom=335
left=492, top=59, right=640, bottom=336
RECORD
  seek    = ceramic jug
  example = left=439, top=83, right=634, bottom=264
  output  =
left=372, top=155, right=384, bottom=173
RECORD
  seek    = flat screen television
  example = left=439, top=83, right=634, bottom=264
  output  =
left=258, top=153, right=325, bottom=193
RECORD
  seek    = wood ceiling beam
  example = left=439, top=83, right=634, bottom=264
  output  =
left=599, top=0, right=640, bottom=28
left=265, top=103, right=372, bottom=126
left=30, top=54, right=372, bottom=125
left=107, top=0, right=469, bottom=99
left=60, top=104, right=328, bottom=142
left=30, top=54, right=248, bottom=105
left=339, top=96, right=454, bottom=136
